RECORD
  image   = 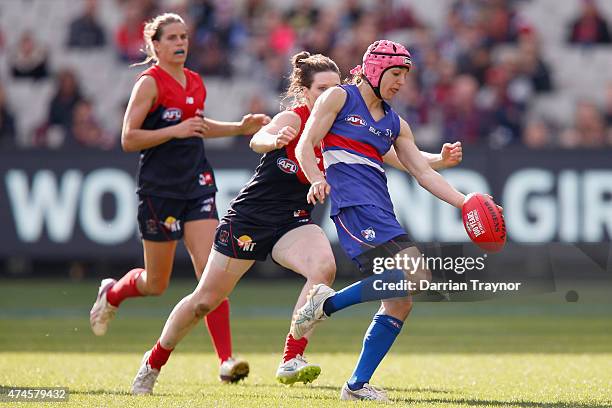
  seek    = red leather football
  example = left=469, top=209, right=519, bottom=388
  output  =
left=462, top=193, right=506, bottom=252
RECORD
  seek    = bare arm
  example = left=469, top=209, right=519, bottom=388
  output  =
left=249, top=110, right=301, bottom=153
left=204, top=114, right=271, bottom=138
left=121, top=76, right=209, bottom=152
left=394, top=118, right=465, bottom=209
left=296, top=87, right=346, bottom=204
left=383, top=141, right=463, bottom=171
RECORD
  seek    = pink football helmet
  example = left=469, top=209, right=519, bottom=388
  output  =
left=353, top=40, right=412, bottom=98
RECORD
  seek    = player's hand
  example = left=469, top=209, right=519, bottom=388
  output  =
left=440, top=141, right=462, bottom=168
left=274, top=126, right=298, bottom=149
left=484, top=194, right=504, bottom=213
left=240, top=113, right=272, bottom=135
left=307, top=179, right=331, bottom=205
left=174, top=117, right=209, bottom=138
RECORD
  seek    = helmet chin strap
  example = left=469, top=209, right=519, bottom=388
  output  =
left=363, top=76, right=383, bottom=99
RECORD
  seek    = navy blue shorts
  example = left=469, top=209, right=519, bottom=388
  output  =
left=332, top=204, right=408, bottom=260
left=137, top=193, right=218, bottom=241
left=213, top=212, right=312, bottom=261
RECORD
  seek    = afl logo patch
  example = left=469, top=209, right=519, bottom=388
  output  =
left=346, top=115, right=366, bottom=127
left=277, top=157, right=298, bottom=174
left=162, top=108, right=182, bottom=122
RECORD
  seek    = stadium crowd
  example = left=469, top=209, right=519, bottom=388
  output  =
left=1, top=0, right=612, bottom=151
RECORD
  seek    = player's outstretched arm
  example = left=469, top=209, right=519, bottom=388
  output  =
left=203, top=114, right=271, bottom=138
left=394, top=117, right=465, bottom=209
left=383, top=142, right=463, bottom=172
left=249, top=110, right=301, bottom=153
left=121, top=76, right=209, bottom=152
left=296, top=86, right=346, bottom=204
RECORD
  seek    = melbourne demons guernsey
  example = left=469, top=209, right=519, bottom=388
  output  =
left=226, top=105, right=324, bottom=225
left=136, top=65, right=216, bottom=199
left=322, top=84, right=400, bottom=216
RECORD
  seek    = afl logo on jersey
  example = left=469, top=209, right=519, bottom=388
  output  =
left=277, top=157, right=298, bottom=174
left=346, top=114, right=366, bottom=127
left=162, top=108, right=182, bottom=122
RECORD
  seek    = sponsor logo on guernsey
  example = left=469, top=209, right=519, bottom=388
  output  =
left=385, top=129, right=393, bottom=139
left=277, top=157, right=298, bottom=174
left=235, top=235, right=256, bottom=251
left=186, top=96, right=194, bottom=104
left=218, top=230, right=229, bottom=245
left=163, top=216, right=181, bottom=232
left=361, top=227, right=376, bottom=241
left=199, top=172, right=214, bottom=186
left=200, top=197, right=214, bottom=213
left=146, top=219, right=158, bottom=235
left=369, top=126, right=382, bottom=137
left=162, top=108, right=182, bottom=122
left=346, top=114, right=367, bottom=127
left=293, top=209, right=309, bottom=218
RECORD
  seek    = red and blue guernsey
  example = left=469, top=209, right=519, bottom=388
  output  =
left=323, top=84, right=400, bottom=216
left=323, top=84, right=406, bottom=259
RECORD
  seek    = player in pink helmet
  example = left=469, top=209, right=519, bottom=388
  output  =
left=291, top=39, right=474, bottom=401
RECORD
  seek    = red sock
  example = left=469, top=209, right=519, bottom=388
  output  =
left=283, top=333, right=308, bottom=362
left=148, top=340, right=173, bottom=370
left=106, top=268, right=144, bottom=307
left=205, top=298, right=232, bottom=363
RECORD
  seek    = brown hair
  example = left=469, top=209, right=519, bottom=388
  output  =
left=283, top=51, right=340, bottom=108
left=133, top=13, right=185, bottom=66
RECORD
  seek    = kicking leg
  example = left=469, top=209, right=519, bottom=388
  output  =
left=271, top=224, right=335, bottom=384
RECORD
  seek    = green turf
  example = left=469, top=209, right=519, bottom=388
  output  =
left=1, top=279, right=611, bottom=407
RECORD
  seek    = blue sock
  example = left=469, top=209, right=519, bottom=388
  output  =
left=323, top=269, right=408, bottom=316
left=347, top=314, right=403, bottom=391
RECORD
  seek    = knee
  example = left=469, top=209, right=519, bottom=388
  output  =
left=385, top=298, right=413, bottom=320
left=193, top=301, right=212, bottom=319
left=307, top=257, right=336, bottom=285
left=144, top=280, right=168, bottom=296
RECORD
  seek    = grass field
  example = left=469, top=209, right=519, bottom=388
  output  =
left=1, top=278, right=611, bottom=407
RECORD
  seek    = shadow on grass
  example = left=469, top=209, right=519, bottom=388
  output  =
left=69, top=389, right=171, bottom=397
left=396, top=396, right=612, bottom=408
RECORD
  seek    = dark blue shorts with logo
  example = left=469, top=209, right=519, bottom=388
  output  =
left=213, top=211, right=312, bottom=261
left=137, top=193, right=218, bottom=241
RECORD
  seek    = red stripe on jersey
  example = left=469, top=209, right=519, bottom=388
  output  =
left=322, top=133, right=383, bottom=163
left=284, top=105, right=324, bottom=185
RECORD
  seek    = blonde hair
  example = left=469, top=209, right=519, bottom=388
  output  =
left=133, top=13, right=185, bottom=66
left=282, top=51, right=340, bottom=108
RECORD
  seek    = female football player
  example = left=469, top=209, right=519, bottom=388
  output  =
left=290, top=40, right=483, bottom=401
left=129, top=49, right=462, bottom=394
left=88, top=13, right=270, bottom=385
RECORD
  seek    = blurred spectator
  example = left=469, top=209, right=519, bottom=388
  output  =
left=287, top=0, right=319, bottom=36
left=567, top=0, right=611, bottom=45
left=265, top=10, right=296, bottom=56
left=604, top=82, right=612, bottom=127
left=340, top=0, right=365, bottom=29
left=480, top=50, right=532, bottom=145
left=115, top=1, right=146, bottom=63
left=0, top=81, right=17, bottom=148
left=377, top=0, right=423, bottom=34
left=67, top=0, right=107, bottom=49
left=192, top=35, right=231, bottom=77
left=68, top=99, right=116, bottom=150
left=10, top=31, right=49, bottom=80
left=517, top=32, right=553, bottom=93
left=522, top=118, right=553, bottom=148
left=560, top=101, right=609, bottom=148
left=441, top=74, right=491, bottom=144
left=47, top=69, right=84, bottom=135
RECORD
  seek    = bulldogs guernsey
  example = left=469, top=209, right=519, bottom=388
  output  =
left=226, top=105, right=323, bottom=225
left=137, top=65, right=216, bottom=199
left=322, top=84, right=401, bottom=216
